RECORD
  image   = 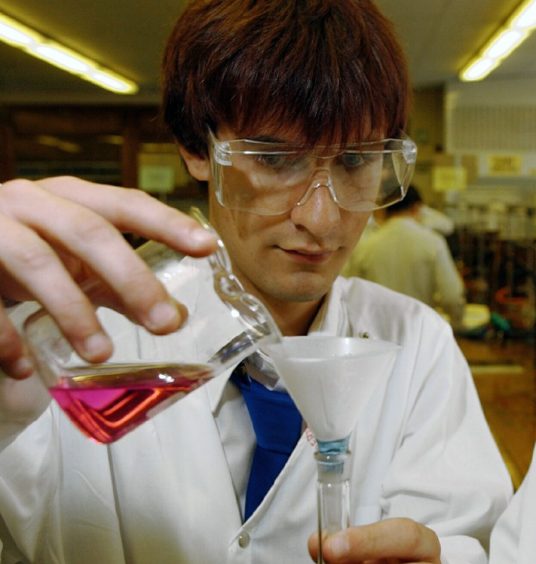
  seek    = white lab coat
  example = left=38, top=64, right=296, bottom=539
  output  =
left=0, top=261, right=512, bottom=563
left=490, top=444, right=536, bottom=563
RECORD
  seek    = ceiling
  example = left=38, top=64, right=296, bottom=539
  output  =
left=0, top=0, right=535, bottom=105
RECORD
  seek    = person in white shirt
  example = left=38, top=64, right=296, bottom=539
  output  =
left=0, top=1, right=511, bottom=563
left=419, top=203, right=455, bottom=236
left=489, top=444, right=536, bottom=564
left=343, top=185, right=466, bottom=330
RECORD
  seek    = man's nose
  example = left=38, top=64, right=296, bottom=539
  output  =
left=295, top=169, right=339, bottom=207
left=290, top=170, right=341, bottom=233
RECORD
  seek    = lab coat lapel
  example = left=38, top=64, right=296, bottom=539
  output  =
left=308, top=280, right=351, bottom=337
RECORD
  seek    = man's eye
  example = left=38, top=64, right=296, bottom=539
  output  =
left=340, top=153, right=365, bottom=168
left=254, top=154, right=304, bottom=170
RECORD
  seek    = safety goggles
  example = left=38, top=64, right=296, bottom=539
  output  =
left=209, top=130, right=417, bottom=216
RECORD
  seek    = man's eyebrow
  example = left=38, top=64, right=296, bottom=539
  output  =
left=243, top=134, right=388, bottom=147
left=245, top=135, right=296, bottom=144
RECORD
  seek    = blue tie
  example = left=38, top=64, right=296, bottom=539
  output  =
left=230, top=364, right=302, bottom=520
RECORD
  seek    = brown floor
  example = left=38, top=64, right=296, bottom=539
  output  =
left=457, top=335, right=536, bottom=490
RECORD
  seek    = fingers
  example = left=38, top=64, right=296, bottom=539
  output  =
left=0, top=210, right=114, bottom=367
left=0, top=178, right=216, bottom=377
left=36, top=177, right=217, bottom=256
left=0, top=301, right=35, bottom=379
left=308, top=519, right=441, bottom=563
left=4, top=184, right=183, bottom=329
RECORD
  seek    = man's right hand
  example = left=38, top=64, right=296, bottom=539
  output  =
left=0, top=177, right=217, bottom=380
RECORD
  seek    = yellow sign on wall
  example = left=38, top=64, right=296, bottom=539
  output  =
left=431, top=166, right=467, bottom=191
left=488, top=155, right=522, bottom=176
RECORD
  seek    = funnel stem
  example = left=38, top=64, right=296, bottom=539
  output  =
left=315, top=437, right=350, bottom=564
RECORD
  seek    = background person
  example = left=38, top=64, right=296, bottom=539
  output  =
left=343, top=185, right=466, bottom=330
left=419, top=201, right=456, bottom=236
left=0, top=2, right=510, bottom=563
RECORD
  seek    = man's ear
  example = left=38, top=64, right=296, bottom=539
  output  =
left=178, top=145, right=210, bottom=181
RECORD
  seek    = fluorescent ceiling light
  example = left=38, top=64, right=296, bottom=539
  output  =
left=461, top=58, right=500, bottom=82
left=460, top=0, right=536, bottom=81
left=33, top=45, right=94, bottom=74
left=0, top=12, right=138, bottom=94
left=482, top=28, right=528, bottom=59
left=0, top=16, right=40, bottom=46
left=86, top=70, right=135, bottom=94
left=511, top=2, right=536, bottom=28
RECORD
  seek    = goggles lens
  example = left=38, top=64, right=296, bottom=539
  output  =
left=209, top=132, right=417, bottom=216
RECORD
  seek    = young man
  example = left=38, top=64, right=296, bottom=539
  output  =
left=0, top=1, right=511, bottom=563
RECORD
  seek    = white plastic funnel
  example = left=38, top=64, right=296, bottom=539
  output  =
left=265, top=336, right=399, bottom=442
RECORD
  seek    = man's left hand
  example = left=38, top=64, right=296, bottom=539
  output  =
left=308, top=518, right=441, bottom=563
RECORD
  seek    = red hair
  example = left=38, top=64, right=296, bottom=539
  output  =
left=162, top=0, right=410, bottom=156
